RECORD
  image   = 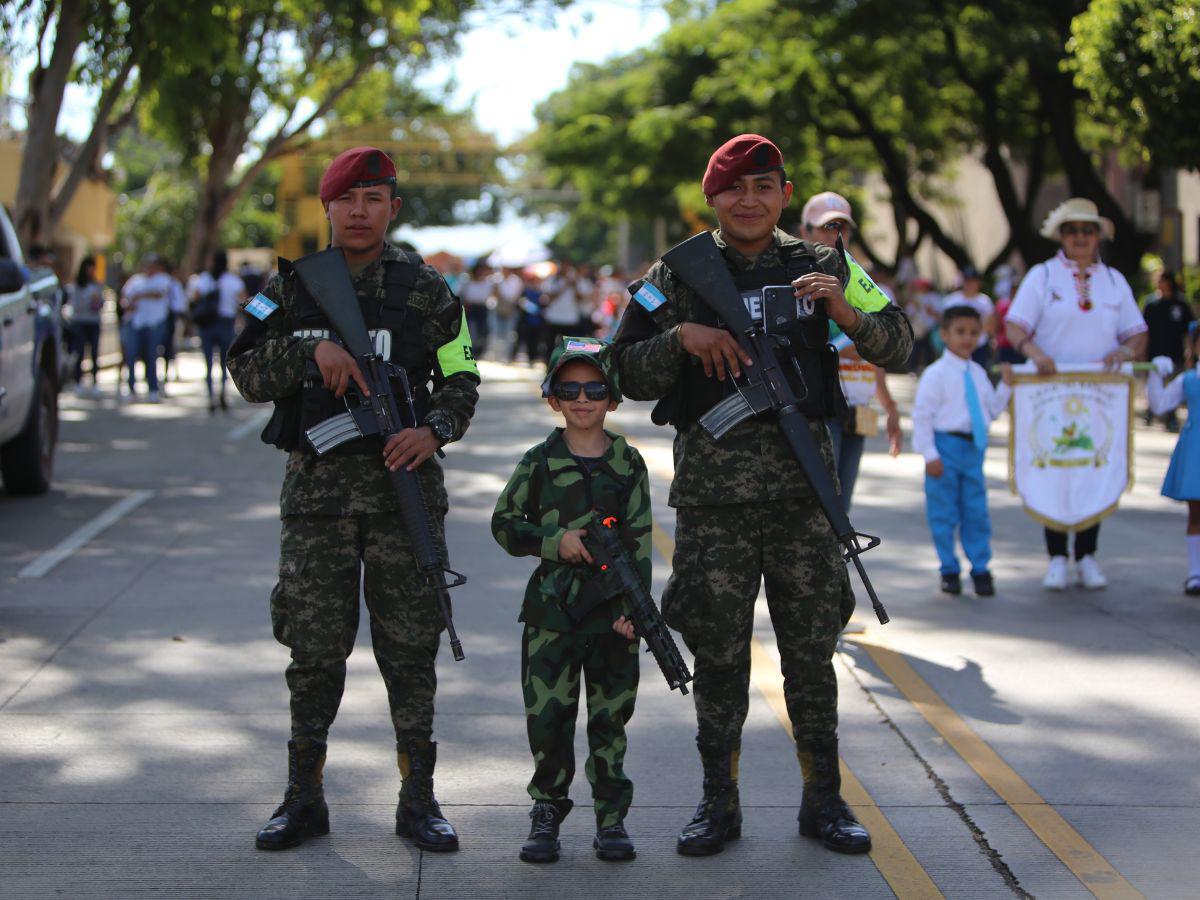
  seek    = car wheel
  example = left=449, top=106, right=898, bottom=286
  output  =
left=1, top=369, right=58, bottom=495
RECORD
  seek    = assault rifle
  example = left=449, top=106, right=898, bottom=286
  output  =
left=291, top=248, right=467, bottom=660
left=661, top=232, right=889, bottom=625
left=583, top=513, right=693, bottom=694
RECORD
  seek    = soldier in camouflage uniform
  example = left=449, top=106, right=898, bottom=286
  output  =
left=491, top=337, right=650, bottom=863
left=228, top=147, right=479, bottom=853
left=613, top=135, right=913, bottom=856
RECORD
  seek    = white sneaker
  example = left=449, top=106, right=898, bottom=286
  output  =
left=1042, top=556, right=1070, bottom=591
left=1076, top=555, right=1107, bottom=590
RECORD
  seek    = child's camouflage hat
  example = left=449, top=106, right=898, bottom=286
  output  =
left=540, top=336, right=622, bottom=402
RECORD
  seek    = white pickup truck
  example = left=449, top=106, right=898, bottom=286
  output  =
left=0, top=204, right=65, bottom=495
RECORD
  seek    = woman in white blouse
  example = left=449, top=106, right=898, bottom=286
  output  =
left=1005, top=198, right=1148, bottom=591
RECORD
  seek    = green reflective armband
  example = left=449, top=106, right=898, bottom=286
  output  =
left=844, top=254, right=890, bottom=313
left=437, top=309, right=481, bottom=378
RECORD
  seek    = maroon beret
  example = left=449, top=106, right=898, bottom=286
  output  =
left=702, top=134, right=784, bottom=197
left=319, top=147, right=398, bottom=205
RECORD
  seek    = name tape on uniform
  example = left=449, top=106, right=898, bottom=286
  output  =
left=245, top=293, right=278, bottom=321
left=634, top=282, right=667, bottom=313
left=565, top=339, right=603, bottom=353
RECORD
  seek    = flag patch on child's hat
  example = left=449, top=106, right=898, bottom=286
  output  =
left=565, top=339, right=603, bottom=353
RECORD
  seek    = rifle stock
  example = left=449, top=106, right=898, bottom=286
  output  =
left=291, top=248, right=468, bottom=659
left=660, top=233, right=890, bottom=625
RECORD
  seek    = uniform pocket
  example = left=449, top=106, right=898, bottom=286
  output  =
left=269, top=550, right=307, bottom=645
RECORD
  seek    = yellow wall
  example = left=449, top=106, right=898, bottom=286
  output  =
left=0, top=138, right=117, bottom=274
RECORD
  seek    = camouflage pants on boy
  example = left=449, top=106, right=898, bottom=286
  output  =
left=521, top=624, right=640, bottom=827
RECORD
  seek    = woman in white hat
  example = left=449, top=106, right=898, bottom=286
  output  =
left=1005, top=198, right=1148, bottom=591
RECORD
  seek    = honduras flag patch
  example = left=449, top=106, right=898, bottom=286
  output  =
left=633, top=282, right=667, bottom=312
left=244, top=293, right=278, bottom=321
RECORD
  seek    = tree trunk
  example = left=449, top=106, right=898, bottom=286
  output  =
left=47, top=51, right=138, bottom=234
left=181, top=124, right=244, bottom=277
left=13, top=0, right=85, bottom=249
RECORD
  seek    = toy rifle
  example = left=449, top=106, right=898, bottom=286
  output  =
left=578, top=513, right=693, bottom=694
left=291, top=248, right=467, bottom=660
left=661, top=232, right=889, bottom=625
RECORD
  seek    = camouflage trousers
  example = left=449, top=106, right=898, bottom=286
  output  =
left=270, top=513, right=446, bottom=744
left=521, top=625, right=640, bottom=827
left=661, top=498, right=854, bottom=749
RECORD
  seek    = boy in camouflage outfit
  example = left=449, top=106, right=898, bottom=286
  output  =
left=492, top=337, right=652, bottom=863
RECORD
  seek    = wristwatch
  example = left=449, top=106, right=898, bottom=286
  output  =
left=427, top=416, right=454, bottom=446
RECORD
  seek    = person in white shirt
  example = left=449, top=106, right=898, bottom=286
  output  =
left=1005, top=197, right=1148, bottom=591
left=912, top=306, right=1013, bottom=596
left=119, top=254, right=173, bottom=401
left=188, top=249, right=245, bottom=412
left=940, top=265, right=994, bottom=368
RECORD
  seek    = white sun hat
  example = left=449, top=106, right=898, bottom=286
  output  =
left=1040, top=197, right=1114, bottom=240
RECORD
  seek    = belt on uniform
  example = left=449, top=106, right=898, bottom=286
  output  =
left=942, top=431, right=973, bottom=441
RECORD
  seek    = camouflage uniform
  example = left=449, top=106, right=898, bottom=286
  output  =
left=613, top=228, right=912, bottom=752
left=229, top=243, right=479, bottom=746
left=492, top=428, right=651, bottom=827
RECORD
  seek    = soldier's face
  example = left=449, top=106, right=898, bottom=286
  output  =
left=326, top=185, right=403, bottom=258
left=707, top=173, right=792, bottom=254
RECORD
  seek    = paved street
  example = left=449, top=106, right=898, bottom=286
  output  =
left=1, top=351, right=1195, bottom=899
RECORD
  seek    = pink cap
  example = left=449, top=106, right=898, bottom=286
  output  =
left=801, top=191, right=856, bottom=229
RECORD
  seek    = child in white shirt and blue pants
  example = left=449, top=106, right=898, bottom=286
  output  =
left=912, top=306, right=1013, bottom=595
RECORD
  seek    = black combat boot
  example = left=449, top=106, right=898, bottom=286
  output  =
left=395, top=739, right=459, bottom=852
left=520, top=799, right=571, bottom=863
left=796, top=739, right=871, bottom=854
left=594, top=820, right=636, bottom=861
left=255, top=739, right=330, bottom=850
left=676, top=742, right=742, bottom=856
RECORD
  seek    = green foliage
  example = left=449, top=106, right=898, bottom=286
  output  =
left=1070, top=0, right=1200, bottom=169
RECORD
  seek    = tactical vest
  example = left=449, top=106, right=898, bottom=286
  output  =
left=657, top=242, right=847, bottom=429
left=261, top=252, right=430, bottom=453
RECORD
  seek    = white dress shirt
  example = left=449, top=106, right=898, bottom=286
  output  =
left=911, top=351, right=1011, bottom=462
left=1007, top=251, right=1146, bottom=363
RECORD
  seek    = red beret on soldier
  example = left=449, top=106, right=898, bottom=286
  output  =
left=318, top=146, right=398, bottom=205
left=701, top=134, right=785, bottom=197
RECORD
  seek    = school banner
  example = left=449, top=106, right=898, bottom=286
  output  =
left=1008, top=363, right=1135, bottom=531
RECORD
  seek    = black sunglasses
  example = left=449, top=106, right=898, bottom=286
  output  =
left=552, top=380, right=610, bottom=402
left=1061, top=223, right=1099, bottom=237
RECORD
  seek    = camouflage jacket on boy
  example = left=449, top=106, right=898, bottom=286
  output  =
left=491, top=428, right=652, bottom=634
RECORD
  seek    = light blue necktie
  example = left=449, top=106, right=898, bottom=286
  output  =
left=964, top=367, right=988, bottom=451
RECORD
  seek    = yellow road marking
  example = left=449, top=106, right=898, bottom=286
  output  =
left=652, top=518, right=944, bottom=899
left=849, top=633, right=1144, bottom=900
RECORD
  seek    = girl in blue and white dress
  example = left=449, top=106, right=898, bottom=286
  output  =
left=1148, top=322, right=1200, bottom=595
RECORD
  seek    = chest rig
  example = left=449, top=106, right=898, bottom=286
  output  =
left=660, top=242, right=846, bottom=429
left=261, top=252, right=432, bottom=453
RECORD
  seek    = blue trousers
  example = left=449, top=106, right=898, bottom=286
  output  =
left=827, top=417, right=864, bottom=513
left=121, top=322, right=161, bottom=393
left=924, top=432, right=992, bottom=575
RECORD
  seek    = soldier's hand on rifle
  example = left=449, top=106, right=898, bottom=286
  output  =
left=792, top=272, right=859, bottom=333
left=678, top=323, right=753, bottom=380
left=925, top=458, right=944, bottom=478
left=612, top=616, right=636, bottom=641
left=314, top=340, right=371, bottom=399
left=383, top=426, right=439, bottom=472
left=557, top=528, right=594, bottom=564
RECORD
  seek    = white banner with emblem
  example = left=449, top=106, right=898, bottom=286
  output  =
left=1008, top=363, right=1135, bottom=530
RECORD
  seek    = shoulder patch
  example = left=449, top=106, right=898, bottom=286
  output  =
left=634, top=282, right=668, bottom=312
left=565, top=338, right=603, bottom=352
left=244, top=293, right=278, bottom=321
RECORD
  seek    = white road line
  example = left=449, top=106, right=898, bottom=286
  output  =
left=18, top=490, right=155, bottom=579
left=226, top=407, right=273, bottom=442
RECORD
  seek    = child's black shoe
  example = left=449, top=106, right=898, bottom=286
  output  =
left=594, top=822, right=636, bottom=861
left=972, top=572, right=995, bottom=596
left=940, top=573, right=962, bottom=595
left=520, top=800, right=570, bottom=863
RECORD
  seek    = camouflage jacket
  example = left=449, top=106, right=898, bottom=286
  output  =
left=228, top=243, right=479, bottom=517
left=613, top=228, right=913, bottom=508
left=491, top=428, right=652, bottom=634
